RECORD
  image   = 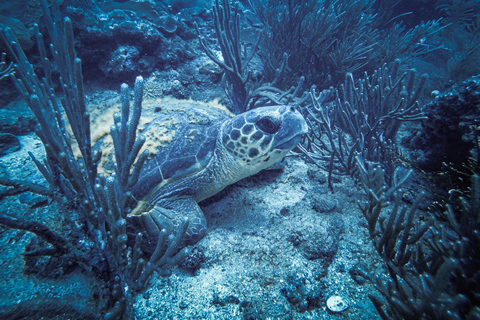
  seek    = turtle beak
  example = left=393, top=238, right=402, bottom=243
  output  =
left=274, top=107, right=308, bottom=150
left=276, top=134, right=303, bottom=150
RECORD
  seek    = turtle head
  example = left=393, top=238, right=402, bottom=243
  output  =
left=221, top=105, right=308, bottom=171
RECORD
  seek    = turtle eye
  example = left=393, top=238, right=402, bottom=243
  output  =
left=256, top=117, right=281, bottom=134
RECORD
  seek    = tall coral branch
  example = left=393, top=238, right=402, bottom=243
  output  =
left=0, top=0, right=190, bottom=318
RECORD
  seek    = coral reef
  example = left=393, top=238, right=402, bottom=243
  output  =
left=411, top=74, right=480, bottom=172
left=299, top=59, right=426, bottom=189
left=0, top=0, right=191, bottom=317
left=0, top=0, right=479, bottom=318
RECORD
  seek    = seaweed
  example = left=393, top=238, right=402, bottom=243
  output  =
left=354, top=154, right=480, bottom=319
left=0, top=0, right=190, bottom=318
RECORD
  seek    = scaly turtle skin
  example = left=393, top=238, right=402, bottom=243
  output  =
left=127, top=104, right=308, bottom=249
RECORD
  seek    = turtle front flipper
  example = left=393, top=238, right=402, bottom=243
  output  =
left=127, top=195, right=207, bottom=254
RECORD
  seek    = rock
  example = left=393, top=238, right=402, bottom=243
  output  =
left=0, top=15, right=34, bottom=52
left=410, top=75, right=480, bottom=171
left=0, top=100, right=36, bottom=135
left=287, top=214, right=343, bottom=265
left=99, top=45, right=140, bottom=78
left=307, top=168, right=327, bottom=184
left=0, top=133, right=20, bottom=156
left=311, top=195, right=337, bottom=213
left=280, top=274, right=323, bottom=312
left=154, top=37, right=195, bottom=68
left=199, top=61, right=223, bottom=83
left=157, top=15, right=177, bottom=34
left=73, top=6, right=164, bottom=80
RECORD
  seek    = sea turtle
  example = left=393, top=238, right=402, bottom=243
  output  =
left=127, top=103, right=308, bottom=249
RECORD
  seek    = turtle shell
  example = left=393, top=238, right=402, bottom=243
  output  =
left=131, top=100, right=232, bottom=201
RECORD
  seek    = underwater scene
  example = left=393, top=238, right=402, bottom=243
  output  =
left=0, top=0, right=480, bottom=319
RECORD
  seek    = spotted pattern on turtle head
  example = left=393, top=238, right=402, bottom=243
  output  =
left=221, top=105, right=308, bottom=167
